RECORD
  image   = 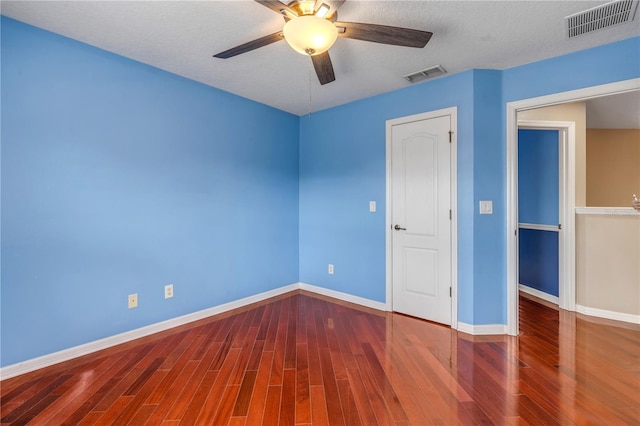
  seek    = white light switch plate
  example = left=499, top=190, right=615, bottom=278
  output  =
left=479, top=200, right=493, bottom=215
left=369, top=201, right=376, bottom=212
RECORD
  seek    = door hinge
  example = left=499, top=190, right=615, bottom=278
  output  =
left=515, top=229, right=518, bottom=236
left=449, top=287, right=452, bottom=297
left=448, top=131, right=453, bottom=143
left=558, top=223, right=562, bottom=230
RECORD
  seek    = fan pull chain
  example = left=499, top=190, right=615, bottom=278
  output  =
left=308, top=57, right=313, bottom=118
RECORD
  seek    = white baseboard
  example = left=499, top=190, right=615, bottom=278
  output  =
left=519, top=284, right=559, bottom=305
left=0, top=283, right=299, bottom=380
left=3, top=280, right=519, bottom=379
left=456, top=322, right=507, bottom=335
left=298, top=282, right=388, bottom=311
left=0, top=282, right=387, bottom=380
left=576, top=304, right=640, bottom=325
left=299, top=283, right=508, bottom=336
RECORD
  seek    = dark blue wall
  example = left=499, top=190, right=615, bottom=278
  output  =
left=518, top=229, right=559, bottom=297
left=517, top=129, right=559, bottom=297
left=518, top=130, right=559, bottom=226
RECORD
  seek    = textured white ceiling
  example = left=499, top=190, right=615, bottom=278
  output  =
left=586, top=91, right=640, bottom=128
left=2, top=1, right=639, bottom=115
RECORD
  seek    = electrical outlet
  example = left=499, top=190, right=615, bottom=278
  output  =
left=165, top=284, right=174, bottom=299
left=128, top=293, right=138, bottom=309
left=328, top=264, right=334, bottom=275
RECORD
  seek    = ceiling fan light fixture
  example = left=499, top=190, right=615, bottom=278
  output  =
left=283, top=15, right=338, bottom=56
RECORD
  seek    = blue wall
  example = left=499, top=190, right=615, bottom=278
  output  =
left=503, top=37, right=640, bottom=103
left=2, top=14, right=639, bottom=367
left=299, top=71, right=479, bottom=323
left=518, top=129, right=559, bottom=297
left=472, top=70, right=505, bottom=324
left=1, top=17, right=300, bottom=366
left=299, top=36, right=640, bottom=327
left=298, top=69, right=506, bottom=325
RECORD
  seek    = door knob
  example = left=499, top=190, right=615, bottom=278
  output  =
left=394, top=225, right=406, bottom=231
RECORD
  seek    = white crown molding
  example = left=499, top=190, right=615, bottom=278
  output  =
left=298, top=282, right=388, bottom=311
left=456, top=322, right=507, bottom=336
left=576, top=304, right=640, bottom=324
left=519, top=284, right=560, bottom=305
left=0, top=283, right=300, bottom=380
left=575, top=207, right=639, bottom=216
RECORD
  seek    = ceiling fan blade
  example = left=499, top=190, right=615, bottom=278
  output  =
left=214, top=31, right=284, bottom=59
left=255, top=0, right=298, bottom=17
left=335, top=21, right=432, bottom=48
left=311, top=52, right=336, bottom=85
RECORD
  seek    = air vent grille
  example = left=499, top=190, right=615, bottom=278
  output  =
left=566, top=0, right=638, bottom=38
left=404, top=65, right=447, bottom=83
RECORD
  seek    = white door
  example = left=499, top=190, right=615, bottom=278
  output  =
left=391, top=114, right=452, bottom=325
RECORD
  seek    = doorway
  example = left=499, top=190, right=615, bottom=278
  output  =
left=385, top=107, right=458, bottom=326
left=506, top=78, right=640, bottom=336
left=517, top=125, right=571, bottom=310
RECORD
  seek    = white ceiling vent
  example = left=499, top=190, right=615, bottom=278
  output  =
left=404, top=65, right=447, bottom=83
left=566, top=0, right=639, bottom=38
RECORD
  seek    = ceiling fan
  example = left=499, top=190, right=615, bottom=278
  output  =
left=213, top=0, right=433, bottom=85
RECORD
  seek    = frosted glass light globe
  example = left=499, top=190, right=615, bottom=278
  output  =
left=283, top=16, right=338, bottom=56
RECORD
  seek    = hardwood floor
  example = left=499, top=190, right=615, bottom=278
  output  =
left=2, top=290, right=639, bottom=425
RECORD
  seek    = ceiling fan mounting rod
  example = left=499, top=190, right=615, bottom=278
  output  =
left=287, top=0, right=316, bottom=16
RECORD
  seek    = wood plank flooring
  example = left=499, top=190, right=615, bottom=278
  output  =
left=2, top=290, right=639, bottom=425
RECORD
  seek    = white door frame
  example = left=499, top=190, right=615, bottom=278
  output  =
left=517, top=121, right=575, bottom=313
left=385, top=106, right=458, bottom=330
left=506, top=78, right=640, bottom=336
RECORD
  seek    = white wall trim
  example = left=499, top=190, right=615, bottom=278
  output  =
left=506, top=78, right=640, bottom=336
left=576, top=304, right=640, bottom=325
left=519, top=284, right=559, bottom=305
left=456, top=322, right=507, bottom=336
left=518, top=223, right=560, bottom=232
left=0, top=282, right=392, bottom=380
left=298, top=282, right=388, bottom=311
left=576, top=207, right=640, bottom=216
left=2, top=278, right=516, bottom=379
left=0, top=283, right=300, bottom=380
left=511, top=79, right=640, bottom=112
left=385, top=106, right=459, bottom=329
